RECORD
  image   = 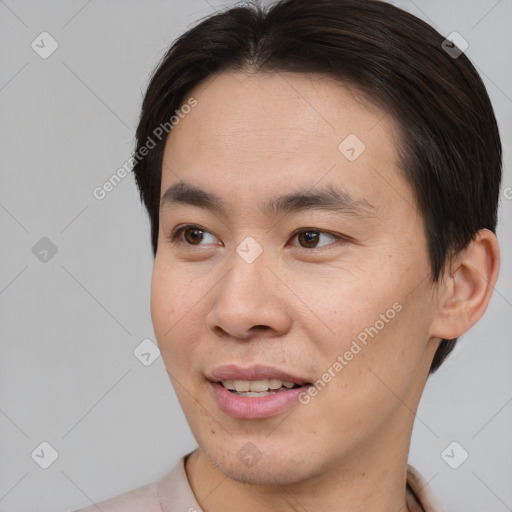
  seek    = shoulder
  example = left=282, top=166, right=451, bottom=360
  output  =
left=70, top=454, right=200, bottom=512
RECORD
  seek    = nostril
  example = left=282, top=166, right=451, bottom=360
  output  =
left=252, top=325, right=271, bottom=331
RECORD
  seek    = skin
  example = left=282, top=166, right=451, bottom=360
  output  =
left=150, top=70, right=500, bottom=512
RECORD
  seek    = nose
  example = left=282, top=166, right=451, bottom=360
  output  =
left=206, top=250, right=292, bottom=341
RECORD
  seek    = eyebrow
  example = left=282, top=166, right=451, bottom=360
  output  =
left=160, top=181, right=375, bottom=218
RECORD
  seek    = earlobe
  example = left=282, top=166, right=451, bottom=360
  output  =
left=430, top=229, right=500, bottom=340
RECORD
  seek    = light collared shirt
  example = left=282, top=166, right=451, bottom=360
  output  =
left=71, top=452, right=444, bottom=512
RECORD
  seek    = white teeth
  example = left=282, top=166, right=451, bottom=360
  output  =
left=220, top=378, right=298, bottom=392
left=268, top=379, right=282, bottom=390
left=233, top=380, right=250, bottom=392
left=221, top=380, right=234, bottom=390
left=249, top=379, right=269, bottom=392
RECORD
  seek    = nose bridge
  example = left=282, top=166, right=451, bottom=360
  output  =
left=207, top=239, right=291, bottom=339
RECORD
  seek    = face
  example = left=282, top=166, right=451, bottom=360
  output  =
left=151, top=71, right=441, bottom=485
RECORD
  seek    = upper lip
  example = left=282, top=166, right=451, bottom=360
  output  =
left=207, top=364, right=311, bottom=385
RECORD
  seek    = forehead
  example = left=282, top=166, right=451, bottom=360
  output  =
left=168, top=70, right=395, bottom=152
left=162, top=71, right=411, bottom=213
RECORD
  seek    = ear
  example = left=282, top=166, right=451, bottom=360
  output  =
left=430, top=229, right=500, bottom=340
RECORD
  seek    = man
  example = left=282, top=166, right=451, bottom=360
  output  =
left=73, top=0, right=501, bottom=510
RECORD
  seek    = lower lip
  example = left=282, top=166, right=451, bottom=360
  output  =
left=210, top=382, right=309, bottom=419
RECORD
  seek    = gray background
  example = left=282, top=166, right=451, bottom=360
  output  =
left=0, top=0, right=511, bottom=511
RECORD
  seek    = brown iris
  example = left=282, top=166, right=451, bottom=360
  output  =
left=184, top=228, right=205, bottom=245
left=297, top=230, right=320, bottom=248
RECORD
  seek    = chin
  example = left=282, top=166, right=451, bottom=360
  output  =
left=203, top=442, right=318, bottom=486
left=219, top=460, right=310, bottom=486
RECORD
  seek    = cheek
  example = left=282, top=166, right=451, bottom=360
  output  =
left=285, top=264, right=398, bottom=352
left=302, top=307, right=430, bottom=457
left=323, top=286, right=433, bottom=416
left=150, top=262, right=174, bottom=341
left=150, top=259, right=204, bottom=364
left=295, top=260, right=432, bottom=391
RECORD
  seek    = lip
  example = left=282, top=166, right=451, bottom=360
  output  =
left=207, top=364, right=312, bottom=420
left=207, top=364, right=310, bottom=385
left=210, top=382, right=310, bottom=419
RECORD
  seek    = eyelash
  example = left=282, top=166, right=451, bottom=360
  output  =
left=167, top=224, right=350, bottom=251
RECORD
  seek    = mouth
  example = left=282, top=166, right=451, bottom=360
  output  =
left=207, top=365, right=313, bottom=419
left=217, top=378, right=306, bottom=397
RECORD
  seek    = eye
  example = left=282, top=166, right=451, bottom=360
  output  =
left=168, top=225, right=347, bottom=250
left=169, top=225, right=220, bottom=246
left=289, top=229, right=343, bottom=249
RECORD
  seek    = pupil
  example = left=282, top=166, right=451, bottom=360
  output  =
left=185, top=229, right=203, bottom=244
left=299, top=231, right=319, bottom=248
